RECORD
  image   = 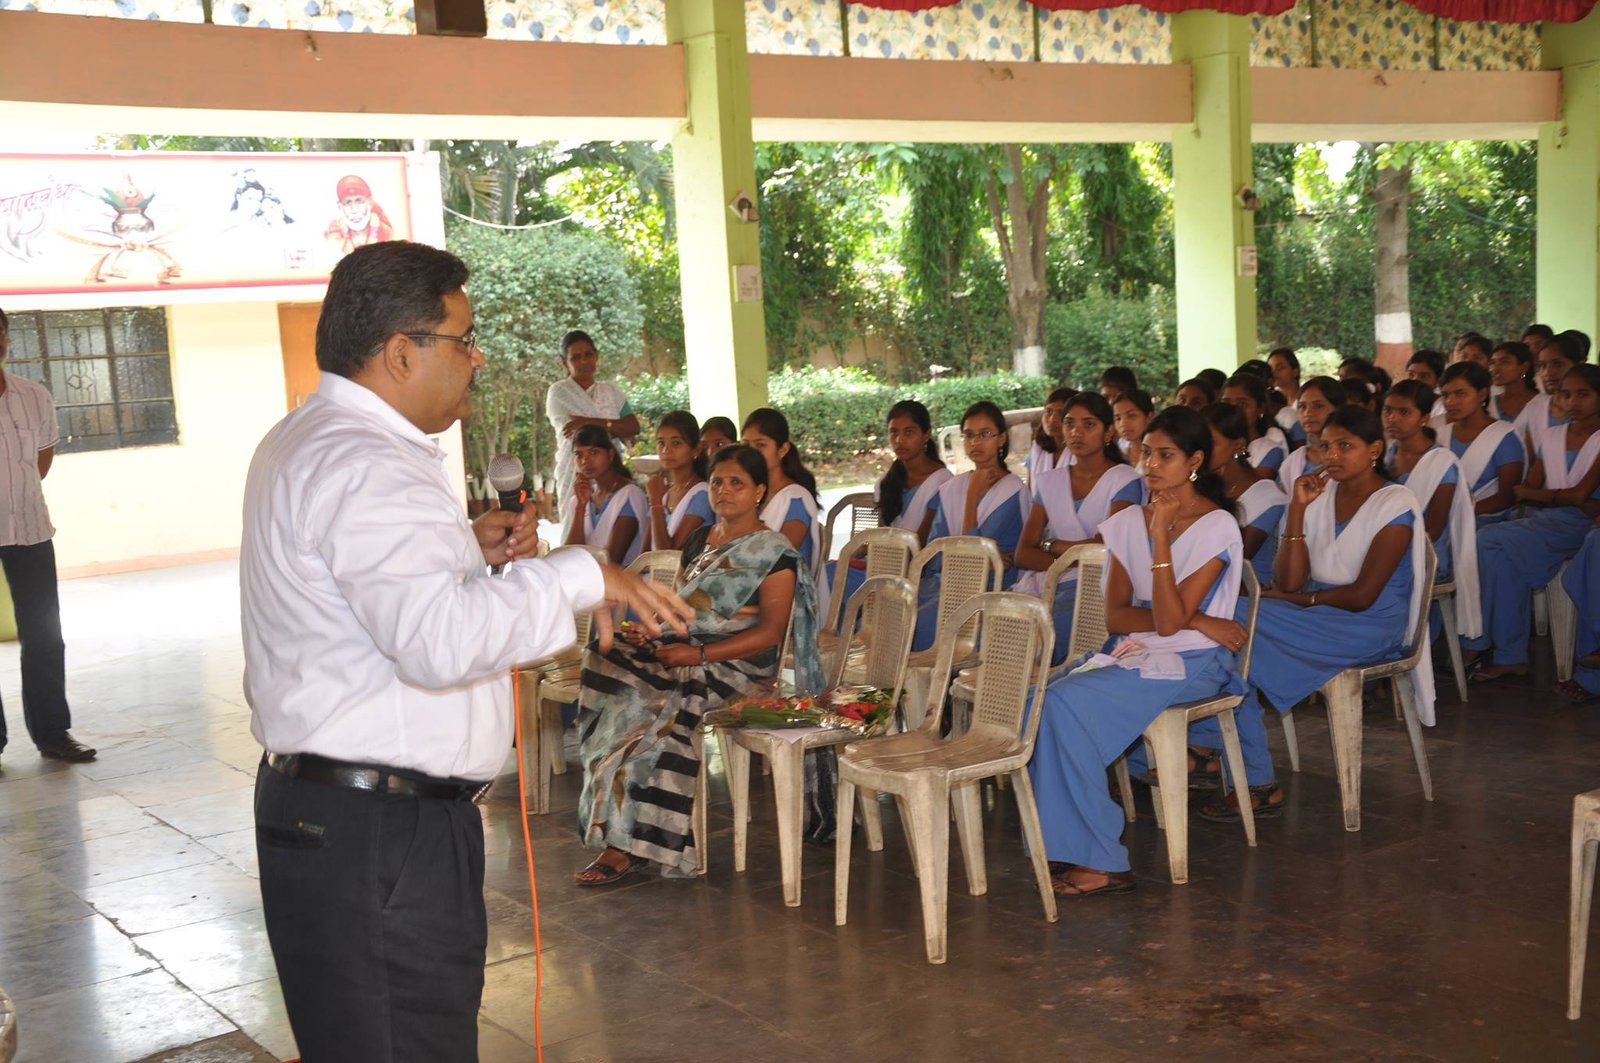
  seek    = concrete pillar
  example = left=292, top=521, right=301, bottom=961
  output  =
left=1170, top=11, right=1257, bottom=379
left=1538, top=12, right=1600, bottom=341
left=665, top=0, right=769, bottom=424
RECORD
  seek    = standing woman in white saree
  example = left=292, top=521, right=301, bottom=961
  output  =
left=644, top=410, right=714, bottom=552
left=1466, top=364, right=1600, bottom=681
left=1012, top=392, right=1143, bottom=662
left=1436, top=361, right=1525, bottom=523
left=564, top=424, right=647, bottom=566
left=912, top=400, right=1030, bottom=649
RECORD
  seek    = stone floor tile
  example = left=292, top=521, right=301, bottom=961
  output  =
left=202, top=979, right=297, bottom=1063
left=12, top=969, right=235, bottom=1063
left=82, top=858, right=262, bottom=936
left=136, top=909, right=279, bottom=997
left=31, top=822, right=216, bottom=890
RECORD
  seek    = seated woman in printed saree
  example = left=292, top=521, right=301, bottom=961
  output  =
left=1013, top=392, right=1143, bottom=663
left=1113, top=387, right=1154, bottom=468
left=1383, top=380, right=1482, bottom=645
left=1436, top=361, right=1526, bottom=524
left=912, top=400, right=1031, bottom=650
left=1210, top=406, right=1429, bottom=822
left=644, top=410, right=714, bottom=552
left=1277, top=376, right=1347, bottom=492
left=1559, top=522, right=1600, bottom=705
left=1026, top=386, right=1077, bottom=484
left=1466, top=364, right=1600, bottom=682
left=1221, top=372, right=1290, bottom=481
left=1029, top=406, right=1245, bottom=898
left=1203, top=402, right=1286, bottom=590
left=574, top=445, right=825, bottom=885
left=563, top=424, right=647, bottom=567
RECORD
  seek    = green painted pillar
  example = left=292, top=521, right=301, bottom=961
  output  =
left=1538, top=13, right=1600, bottom=341
left=665, top=0, right=769, bottom=425
left=1170, top=12, right=1257, bottom=379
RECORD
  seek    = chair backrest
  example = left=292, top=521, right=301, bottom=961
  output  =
left=550, top=544, right=608, bottom=642
left=909, top=535, right=1004, bottom=654
left=920, top=592, right=1053, bottom=743
left=1049, top=544, right=1110, bottom=660
left=1235, top=562, right=1263, bottom=683
left=820, top=490, right=880, bottom=564
left=822, top=527, right=920, bottom=633
left=830, top=576, right=916, bottom=701
left=628, top=549, right=681, bottom=588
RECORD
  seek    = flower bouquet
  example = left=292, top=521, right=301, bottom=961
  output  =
left=705, top=685, right=898, bottom=738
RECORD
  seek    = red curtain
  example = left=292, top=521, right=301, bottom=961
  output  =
left=849, top=0, right=1595, bottom=21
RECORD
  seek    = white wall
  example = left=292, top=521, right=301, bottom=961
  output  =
left=47, top=301, right=287, bottom=571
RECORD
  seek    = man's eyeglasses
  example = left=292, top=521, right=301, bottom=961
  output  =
left=404, top=329, right=478, bottom=354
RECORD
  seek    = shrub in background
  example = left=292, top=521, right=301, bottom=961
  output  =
left=1044, top=286, right=1177, bottom=396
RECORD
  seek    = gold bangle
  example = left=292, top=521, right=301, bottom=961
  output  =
left=1281, top=534, right=1306, bottom=542
left=1310, top=592, right=1319, bottom=607
left=1151, top=562, right=1173, bottom=571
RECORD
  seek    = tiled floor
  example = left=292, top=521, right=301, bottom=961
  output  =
left=2, top=560, right=1599, bottom=1061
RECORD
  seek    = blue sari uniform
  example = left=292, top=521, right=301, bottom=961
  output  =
left=1442, top=422, right=1524, bottom=526
left=1029, top=508, right=1243, bottom=873
left=1391, top=445, right=1463, bottom=640
left=1566, top=529, right=1600, bottom=696
left=912, top=471, right=1028, bottom=649
left=1235, top=479, right=1287, bottom=589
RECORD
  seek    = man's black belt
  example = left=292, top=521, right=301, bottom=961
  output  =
left=265, top=752, right=492, bottom=804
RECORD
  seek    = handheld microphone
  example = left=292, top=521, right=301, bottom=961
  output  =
left=487, top=454, right=525, bottom=514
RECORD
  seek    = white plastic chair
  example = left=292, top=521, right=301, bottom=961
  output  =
left=1550, top=562, right=1577, bottom=683
left=1570, top=787, right=1600, bottom=1019
left=819, top=490, right=881, bottom=565
left=811, top=527, right=919, bottom=682
left=834, top=592, right=1057, bottom=965
left=1119, top=564, right=1263, bottom=884
left=717, top=575, right=916, bottom=907
left=1432, top=579, right=1470, bottom=703
left=1281, top=541, right=1438, bottom=832
left=900, top=536, right=1004, bottom=729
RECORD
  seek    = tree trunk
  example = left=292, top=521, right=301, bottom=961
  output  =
left=984, top=145, right=1051, bottom=377
left=1373, top=162, right=1413, bottom=376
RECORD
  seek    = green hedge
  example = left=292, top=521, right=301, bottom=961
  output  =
left=625, top=367, right=1050, bottom=462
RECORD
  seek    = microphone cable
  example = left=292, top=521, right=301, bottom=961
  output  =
left=511, top=667, right=545, bottom=1062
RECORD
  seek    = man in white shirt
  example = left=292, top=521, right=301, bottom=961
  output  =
left=0, top=308, right=95, bottom=766
left=241, top=242, right=691, bottom=1063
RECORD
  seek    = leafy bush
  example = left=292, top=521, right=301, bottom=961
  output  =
left=1044, top=287, right=1177, bottom=395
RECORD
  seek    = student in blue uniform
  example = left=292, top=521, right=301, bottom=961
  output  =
left=1222, top=372, right=1289, bottom=481
left=565, top=424, right=647, bottom=566
left=644, top=410, right=715, bottom=552
left=1559, top=525, right=1600, bottom=705
left=1436, top=361, right=1525, bottom=523
left=1204, top=402, right=1286, bottom=589
left=742, top=407, right=824, bottom=611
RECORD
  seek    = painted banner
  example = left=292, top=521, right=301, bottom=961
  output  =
left=0, top=152, right=414, bottom=297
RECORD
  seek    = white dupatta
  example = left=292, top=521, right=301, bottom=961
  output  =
left=762, top=481, right=826, bottom=619
left=1236, top=479, right=1288, bottom=530
left=877, top=466, right=953, bottom=533
left=585, top=482, right=648, bottom=566
left=1278, top=444, right=1317, bottom=492
left=1014, top=463, right=1141, bottom=595
left=1026, top=442, right=1071, bottom=485
left=1248, top=431, right=1287, bottom=472
left=665, top=481, right=710, bottom=539
left=1396, top=447, right=1481, bottom=639
left=1539, top=423, right=1600, bottom=490
left=1097, top=507, right=1243, bottom=656
left=1305, top=483, right=1435, bottom=725
left=1441, top=420, right=1523, bottom=502
left=934, top=470, right=1028, bottom=536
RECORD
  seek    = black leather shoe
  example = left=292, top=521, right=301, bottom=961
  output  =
left=38, top=733, right=97, bottom=762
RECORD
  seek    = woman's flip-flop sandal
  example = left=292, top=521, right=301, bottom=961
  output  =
left=575, top=853, right=650, bottom=887
left=1556, top=679, right=1600, bottom=705
left=1469, top=663, right=1528, bottom=684
left=1051, top=868, right=1135, bottom=898
left=1198, top=784, right=1284, bottom=822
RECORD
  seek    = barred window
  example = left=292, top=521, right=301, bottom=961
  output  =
left=3, top=308, right=177, bottom=453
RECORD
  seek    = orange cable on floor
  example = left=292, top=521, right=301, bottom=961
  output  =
left=511, top=667, right=544, bottom=1063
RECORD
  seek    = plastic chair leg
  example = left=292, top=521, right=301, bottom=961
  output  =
left=1535, top=586, right=1550, bottom=637
left=1217, top=709, right=1257, bottom=848
left=1570, top=814, right=1598, bottom=1020
left=1438, top=595, right=1469, bottom=703
left=1552, top=568, right=1577, bottom=684
left=541, top=694, right=567, bottom=777
left=769, top=742, right=807, bottom=907
left=1011, top=768, right=1058, bottom=925
left=905, top=775, right=952, bottom=965
left=858, top=786, right=885, bottom=851
left=1144, top=714, right=1191, bottom=885
left=1112, top=758, right=1136, bottom=824
left=1394, top=678, right=1434, bottom=802
left=896, top=794, right=921, bottom=875
left=1281, top=709, right=1301, bottom=773
left=1322, top=672, right=1365, bottom=832
left=950, top=780, right=987, bottom=897
left=721, top=732, right=752, bottom=874
left=835, top=776, right=857, bottom=927
left=691, top=730, right=709, bottom=877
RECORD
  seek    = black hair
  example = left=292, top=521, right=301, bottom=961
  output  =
left=1099, top=365, right=1138, bottom=393
left=559, top=329, right=595, bottom=360
left=1385, top=379, right=1438, bottom=442
left=1439, top=360, right=1494, bottom=404
left=1201, top=402, right=1254, bottom=473
left=315, top=241, right=470, bottom=378
left=1492, top=340, right=1537, bottom=390
left=1407, top=349, right=1446, bottom=381
left=1223, top=372, right=1272, bottom=440
left=1344, top=378, right=1376, bottom=409
left=1236, top=358, right=1273, bottom=381
left=1196, top=368, right=1228, bottom=393
left=1268, top=347, right=1300, bottom=372
left=1064, top=392, right=1127, bottom=466
left=1325, top=405, right=1392, bottom=480
left=1113, top=387, right=1155, bottom=416
left=1554, top=330, right=1593, bottom=362
left=700, top=415, right=738, bottom=443
left=1177, top=377, right=1217, bottom=406
left=707, top=443, right=770, bottom=502
left=961, top=400, right=1011, bottom=466
left=1034, top=386, right=1078, bottom=454
left=572, top=422, right=633, bottom=482
left=1459, top=334, right=1494, bottom=360
left=1563, top=362, right=1600, bottom=398
left=880, top=399, right=944, bottom=526
left=742, top=407, right=818, bottom=500
left=1370, top=366, right=1393, bottom=393
left=1142, top=406, right=1235, bottom=518
left=656, top=410, right=708, bottom=482
left=1300, top=375, right=1348, bottom=410
left=1523, top=323, right=1556, bottom=343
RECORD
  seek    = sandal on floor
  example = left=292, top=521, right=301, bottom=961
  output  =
left=575, top=852, right=650, bottom=887
left=1197, top=784, right=1284, bottom=823
left=1469, top=662, right=1528, bottom=684
left=1136, top=748, right=1221, bottom=791
left=1556, top=679, right=1600, bottom=705
left=1051, top=867, right=1135, bottom=898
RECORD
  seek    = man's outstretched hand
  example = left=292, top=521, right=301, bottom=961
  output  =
left=591, top=564, right=696, bottom=652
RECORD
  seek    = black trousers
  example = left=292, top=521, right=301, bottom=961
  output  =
left=0, top=539, right=70, bottom=753
left=254, top=762, right=488, bottom=1063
